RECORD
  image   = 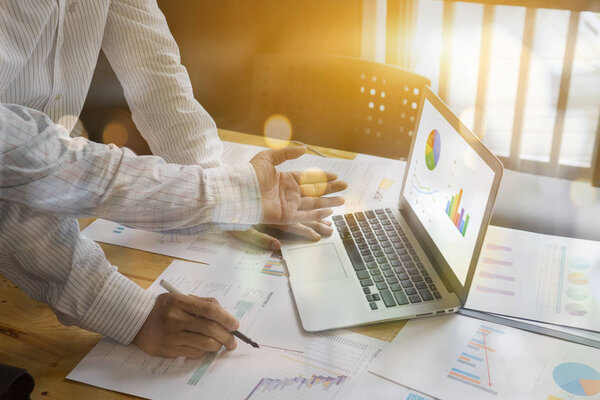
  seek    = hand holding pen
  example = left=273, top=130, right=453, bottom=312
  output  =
left=132, top=280, right=250, bottom=359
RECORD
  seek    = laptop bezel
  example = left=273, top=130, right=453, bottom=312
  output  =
left=398, top=86, right=503, bottom=305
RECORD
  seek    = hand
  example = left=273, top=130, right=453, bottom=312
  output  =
left=229, top=220, right=334, bottom=250
left=250, top=147, right=347, bottom=224
left=133, top=293, right=239, bottom=358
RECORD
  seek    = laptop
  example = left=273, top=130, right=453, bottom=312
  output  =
left=281, top=86, right=503, bottom=331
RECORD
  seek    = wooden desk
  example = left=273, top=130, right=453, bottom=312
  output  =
left=0, top=129, right=406, bottom=399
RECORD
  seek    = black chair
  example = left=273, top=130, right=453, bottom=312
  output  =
left=251, top=54, right=430, bottom=159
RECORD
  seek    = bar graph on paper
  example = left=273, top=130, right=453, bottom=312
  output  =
left=243, top=331, right=378, bottom=400
left=447, top=324, right=504, bottom=395
left=445, top=189, right=470, bottom=237
left=475, top=242, right=518, bottom=297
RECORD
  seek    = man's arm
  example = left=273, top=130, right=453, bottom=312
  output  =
left=101, top=0, right=222, bottom=167
left=0, top=104, right=261, bottom=232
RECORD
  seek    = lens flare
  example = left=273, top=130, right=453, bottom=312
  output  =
left=102, top=121, right=129, bottom=147
left=264, top=114, right=292, bottom=149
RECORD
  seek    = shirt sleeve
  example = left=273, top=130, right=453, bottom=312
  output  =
left=0, top=104, right=262, bottom=232
left=101, top=0, right=222, bottom=168
left=0, top=201, right=155, bottom=344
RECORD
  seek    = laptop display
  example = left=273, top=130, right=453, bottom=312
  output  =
left=400, top=91, right=502, bottom=302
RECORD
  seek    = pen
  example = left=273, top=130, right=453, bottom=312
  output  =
left=159, top=279, right=260, bottom=349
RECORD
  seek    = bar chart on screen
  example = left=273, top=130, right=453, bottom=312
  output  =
left=445, top=188, right=470, bottom=237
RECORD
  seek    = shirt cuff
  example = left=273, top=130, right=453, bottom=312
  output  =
left=78, top=272, right=156, bottom=344
left=205, top=163, right=262, bottom=225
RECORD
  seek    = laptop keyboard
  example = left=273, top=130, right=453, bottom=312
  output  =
left=333, top=208, right=442, bottom=310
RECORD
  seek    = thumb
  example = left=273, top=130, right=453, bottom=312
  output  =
left=256, top=146, right=306, bottom=166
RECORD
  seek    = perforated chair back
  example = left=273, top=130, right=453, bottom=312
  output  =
left=251, top=54, right=430, bottom=159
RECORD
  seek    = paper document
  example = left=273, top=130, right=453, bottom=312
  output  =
left=345, top=372, right=435, bottom=400
left=370, top=314, right=600, bottom=400
left=69, top=260, right=388, bottom=399
left=279, top=153, right=406, bottom=212
left=82, top=219, right=273, bottom=274
left=221, top=141, right=264, bottom=164
left=465, top=225, right=600, bottom=332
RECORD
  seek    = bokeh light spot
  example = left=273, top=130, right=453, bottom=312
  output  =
left=102, top=121, right=129, bottom=147
left=263, top=114, right=292, bottom=149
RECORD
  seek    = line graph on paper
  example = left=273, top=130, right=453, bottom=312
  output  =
left=446, top=324, right=505, bottom=396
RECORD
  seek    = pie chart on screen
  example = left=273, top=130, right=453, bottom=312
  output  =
left=426, top=129, right=441, bottom=170
left=553, top=363, right=600, bottom=396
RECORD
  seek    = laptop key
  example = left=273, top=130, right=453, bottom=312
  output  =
left=358, top=243, right=368, bottom=250
left=367, top=262, right=379, bottom=270
left=355, top=212, right=366, bottom=221
left=340, top=230, right=352, bottom=240
left=394, top=266, right=406, bottom=275
left=380, top=289, right=397, bottom=307
left=398, top=273, right=409, bottom=281
left=365, top=255, right=375, bottom=262
left=367, top=238, right=378, bottom=245
left=433, top=292, right=442, bottom=299
left=375, top=209, right=385, bottom=215
left=404, top=260, right=415, bottom=269
left=363, top=287, right=371, bottom=294
left=369, top=302, right=378, bottom=310
left=356, top=237, right=366, bottom=244
left=420, top=290, right=434, bottom=301
left=332, top=215, right=344, bottom=221
left=393, top=291, right=409, bottom=306
left=384, top=225, right=395, bottom=231
left=391, top=260, right=401, bottom=267
left=356, top=270, right=370, bottom=280
left=384, top=247, right=395, bottom=254
left=371, top=269, right=382, bottom=276
left=391, top=236, right=401, bottom=243
left=376, top=256, right=387, bottom=264
left=412, top=275, right=424, bottom=283
left=374, top=275, right=385, bottom=283
left=373, top=250, right=385, bottom=257
left=381, top=241, right=392, bottom=248
left=415, top=282, right=427, bottom=290
left=360, top=249, right=371, bottom=256
left=366, top=294, right=374, bottom=302
left=425, top=277, right=433, bottom=284
left=387, top=253, right=398, bottom=260
left=371, top=244, right=382, bottom=251
left=390, top=283, right=402, bottom=291
left=344, top=213, right=357, bottom=225
left=409, top=249, right=417, bottom=255
left=429, top=284, right=437, bottom=291
left=376, top=282, right=388, bottom=290
left=400, top=254, right=411, bottom=262
left=380, top=263, right=391, bottom=270
left=372, top=293, right=381, bottom=301
left=343, top=239, right=366, bottom=271
left=383, top=270, right=394, bottom=277
left=360, top=278, right=374, bottom=287
left=405, top=287, right=417, bottom=295
left=407, top=268, right=419, bottom=276
left=408, top=295, right=422, bottom=303
left=365, top=210, right=376, bottom=218
left=386, top=276, right=398, bottom=284
left=401, top=280, right=413, bottom=289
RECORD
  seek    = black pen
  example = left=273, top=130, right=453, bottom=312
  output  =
left=159, top=279, right=260, bottom=349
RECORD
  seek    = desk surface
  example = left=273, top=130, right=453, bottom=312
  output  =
left=0, top=129, right=406, bottom=400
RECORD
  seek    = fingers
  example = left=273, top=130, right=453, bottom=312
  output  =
left=254, top=146, right=306, bottom=166
left=273, top=221, right=333, bottom=240
left=229, top=228, right=281, bottom=251
left=179, top=319, right=237, bottom=351
left=299, top=196, right=345, bottom=210
left=292, top=208, right=334, bottom=223
left=292, top=170, right=338, bottom=184
left=300, top=180, right=348, bottom=197
left=176, top=294, right=239, bottom=332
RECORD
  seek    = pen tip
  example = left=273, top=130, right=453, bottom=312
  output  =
left=251, top=341, right=260, bottom=348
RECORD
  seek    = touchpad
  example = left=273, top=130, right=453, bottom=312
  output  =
left=287, top=243, right=348, bottom=285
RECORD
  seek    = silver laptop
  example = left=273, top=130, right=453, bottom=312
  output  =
left=281, top=87, right=503, bottom=331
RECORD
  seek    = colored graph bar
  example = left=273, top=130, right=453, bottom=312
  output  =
left=446, top=189, right=469, bottom=237
left=234, top=300, right=254, bottom=320
left=187, top=352, right=218, bottom=386
left=475, top=285, right=516, bottom=297
left=482, top=258, right=512, bottom=266
left=480, top=325, right=505, bottom=335
left=479, top=271, right=516, bottom=281
left=486, top=243, right=512, bottom=251
left=462, top=352, right=482, bottom=362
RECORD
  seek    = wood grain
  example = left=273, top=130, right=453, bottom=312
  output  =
left=0, top=130, right=403, bottom=399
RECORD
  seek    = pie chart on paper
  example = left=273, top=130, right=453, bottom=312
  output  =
left=425, top=129, right=441, bottom=171
left=553, top=362, right=600, bottom=396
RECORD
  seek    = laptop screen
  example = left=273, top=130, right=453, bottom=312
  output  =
left=401, top=96, right=496, bottom=286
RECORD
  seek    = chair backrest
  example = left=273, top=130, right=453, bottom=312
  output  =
left=251, top=54, right=430, bottom=159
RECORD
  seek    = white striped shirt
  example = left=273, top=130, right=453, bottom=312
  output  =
left=0, top=0, right=262, bottom=343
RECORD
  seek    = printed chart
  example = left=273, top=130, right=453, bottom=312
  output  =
left=552, top=363, right=600, bottom=397
left=446, top=324, right=504, bottom=395
left=465, top=225, right=600, bottom=332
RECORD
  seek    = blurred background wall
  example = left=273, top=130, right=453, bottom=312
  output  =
left=80, top=0, right=363, bottom=155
